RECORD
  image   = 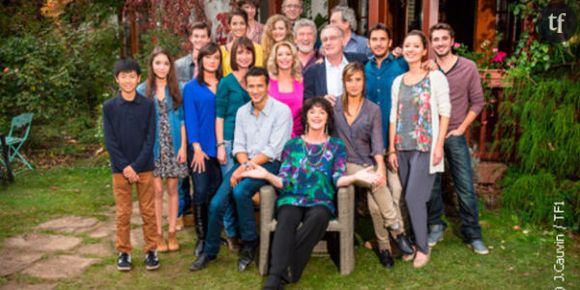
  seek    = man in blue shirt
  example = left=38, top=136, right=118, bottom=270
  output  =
left=190, top=67, right=292, bottom=272
left=330, top=5, right=371, bottom=56
left=364, top=23, right=411, bottom=267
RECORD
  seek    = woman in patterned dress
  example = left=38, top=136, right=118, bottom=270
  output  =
left=388, top=30, right=451, bottom=268
left=137, top=47, right=189, bottom=252
left=242, top=97, right=379, bottom=289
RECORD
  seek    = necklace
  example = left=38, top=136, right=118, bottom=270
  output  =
left=301, top=136, right=328, bottom=167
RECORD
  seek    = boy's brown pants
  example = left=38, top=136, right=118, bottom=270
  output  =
left=113, top=171, right=157, bottom=253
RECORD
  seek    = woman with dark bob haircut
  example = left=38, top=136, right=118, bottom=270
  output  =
left=242, top=97, right=380, bottom=289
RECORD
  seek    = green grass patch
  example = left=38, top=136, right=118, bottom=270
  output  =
left=0, top=166, right=113, bottom=243
left=0, top=166, right=578, bottom=289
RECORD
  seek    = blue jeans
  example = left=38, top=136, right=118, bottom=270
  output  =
left=204, top=161, right=280, bottom=256
left=191, top=157, right=222, bottom=204
left=427, top=135, right=482, bottom=242
left=221, top=140, right=238, bottom=238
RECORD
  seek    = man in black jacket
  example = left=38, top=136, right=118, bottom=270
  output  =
left=304, top=24, right=367, bottom=105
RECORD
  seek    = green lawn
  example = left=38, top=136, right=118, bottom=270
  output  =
left=1, top=165, right=578, bottom=289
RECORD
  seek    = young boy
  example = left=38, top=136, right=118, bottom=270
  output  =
left=103, top=58, right=159, bottom=271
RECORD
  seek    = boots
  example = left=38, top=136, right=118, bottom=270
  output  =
left=193, top=203, right=208, bottom=257
left=157, top=233, right=168, bottom=252
left=168, top=231, right=180, bottom=251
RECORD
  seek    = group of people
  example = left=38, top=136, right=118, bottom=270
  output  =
left=103, top=1, right=488, bottom=289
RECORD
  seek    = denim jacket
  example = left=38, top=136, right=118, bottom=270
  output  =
left=137, top=83, right=184, bottom=161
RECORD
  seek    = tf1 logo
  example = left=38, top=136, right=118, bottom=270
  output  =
left=538, top=3, right=577, bottom=43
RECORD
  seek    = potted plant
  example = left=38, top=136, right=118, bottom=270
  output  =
left=454, top=35, right=512, bottom=88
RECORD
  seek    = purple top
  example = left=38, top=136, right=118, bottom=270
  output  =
left=268, top=78, right=304, bottom=138
left=441, top=57, right=485, bottom=131
left=334, top=99, right=384, bottom=166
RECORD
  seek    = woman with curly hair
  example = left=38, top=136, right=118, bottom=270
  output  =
left=261, top=14, right=294, bottom=60
left=267, top=40, right=303, bottom=137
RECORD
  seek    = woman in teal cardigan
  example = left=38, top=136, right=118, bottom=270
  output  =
left=214, top=37, right=257, bottom=248
left=137, top=47, right=188, bottom=253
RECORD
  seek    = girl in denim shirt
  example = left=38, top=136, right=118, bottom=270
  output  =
left=137, top=47, right=188, bottom=253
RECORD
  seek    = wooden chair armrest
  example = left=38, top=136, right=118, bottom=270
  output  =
left=336, top=185, right=354, bottom=225
left=260, top=185, right=276, bottom=224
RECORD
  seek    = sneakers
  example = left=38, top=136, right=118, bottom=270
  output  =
left=117, top=252, right=132, bottom=271
left=427, top=224, right=446, bottom=247
left=145, top=250, right=160, bottom=270
left=117, top=251, right=160, bottom=271
left=468, top=239, right=489, bottom=255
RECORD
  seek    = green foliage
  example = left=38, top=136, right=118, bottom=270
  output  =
left=501, top=171, right=579, bottom=232
left=507, top=0, right=579, bottom=75
left=136, top=27, right=185, bottom=79
left=496, top=78, right=580, bottom=178
left=497, top=0, right=579, bottom=232
left=0, top=5, right=119, bottom=149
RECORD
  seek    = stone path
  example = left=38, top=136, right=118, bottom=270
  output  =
left=0, top=200, right=170, bottom=290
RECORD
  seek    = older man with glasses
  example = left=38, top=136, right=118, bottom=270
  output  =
left=303, top=25, right=367, bottom=105
left=281, top=0, right=303, bottom=25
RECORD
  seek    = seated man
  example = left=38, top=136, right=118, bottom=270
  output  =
left=190, top=67, right=293, bottom=272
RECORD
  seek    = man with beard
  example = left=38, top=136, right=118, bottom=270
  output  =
left=364, top=23, right=413, bottom=266
left=427, top=23, right=488, bottom=255
left=294, top=19, right=321, bottom=73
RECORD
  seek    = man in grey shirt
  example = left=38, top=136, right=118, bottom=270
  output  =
left=190, top=67, right=292, bottom=272
left=427, top=23, right=488, bottom=255
left=175, top=21, right=211, bottom=84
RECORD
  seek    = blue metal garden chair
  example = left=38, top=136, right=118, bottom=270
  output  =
left=5, top=113, right=34, bottom=171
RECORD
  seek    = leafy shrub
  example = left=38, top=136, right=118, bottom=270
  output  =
left=496, top=78, right=580, bottom=179
left=0, top=19, right=118, bottom=150
left=502, top=171, right=579, bottom=232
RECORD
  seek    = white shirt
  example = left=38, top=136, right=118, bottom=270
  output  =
left=232, top=97, right=292, bottom=161
left=325, top=55, right=349, bottom=98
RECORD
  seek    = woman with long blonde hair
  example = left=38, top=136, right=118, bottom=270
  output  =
left=261, top=14, right=294, bottom=60
left=267, top=41, right=303, bottom=137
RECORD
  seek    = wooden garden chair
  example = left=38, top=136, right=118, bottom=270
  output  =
left=258, top=185, right=355, bottom=276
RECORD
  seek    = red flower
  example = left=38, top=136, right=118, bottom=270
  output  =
left=418, top=134, right=430, bottom=144
left=492, top=51, right=507, bottom=63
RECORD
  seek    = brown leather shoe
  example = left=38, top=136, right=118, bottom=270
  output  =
left=413, top=251, right=430, bottom=268
left=175, top=217, right=184, bottom=231
left=227, top=237, right=240, bottom=252
left=168, top=231, right=180, bottom=251
left=157, top=233, right=168, bottom=252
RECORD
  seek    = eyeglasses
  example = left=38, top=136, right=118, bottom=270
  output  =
left=284, top=4, right=302, bottom=10
left=321, top=35, right=340, bottom=43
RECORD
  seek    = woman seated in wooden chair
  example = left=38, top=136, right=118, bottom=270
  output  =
left=242, top=97, right=380, bottom=290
